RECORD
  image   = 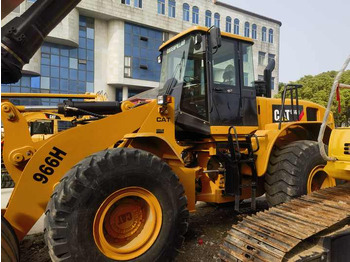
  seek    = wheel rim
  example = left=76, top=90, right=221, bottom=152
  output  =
left=93, top=186, right=162, bottom=260
left=307, top=165, right=336, bottom=193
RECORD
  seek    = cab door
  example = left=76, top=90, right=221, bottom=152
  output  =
left=210, top=38, right=241, bottom=126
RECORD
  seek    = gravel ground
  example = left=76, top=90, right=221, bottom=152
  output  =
left=19, top=198, right=268, bottom=262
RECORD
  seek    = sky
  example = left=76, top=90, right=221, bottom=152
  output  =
left=221, top=0, right=350, bottom=83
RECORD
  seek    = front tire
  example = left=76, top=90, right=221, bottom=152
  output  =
left=1, top=216, right=20, bottom=262
left=265, top=140, right=335, bottom=206
left=44, top=148, right=189, bottom=261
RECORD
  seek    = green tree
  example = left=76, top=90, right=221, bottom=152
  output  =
left=275, top=70, right=350, bottom=126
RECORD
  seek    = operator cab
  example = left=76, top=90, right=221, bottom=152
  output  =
left=158, top=26, right=258, bottom=137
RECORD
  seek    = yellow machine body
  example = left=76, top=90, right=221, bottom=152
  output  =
left=325, top=128, right=350, bottom=180
left=1, top=95, right=331, bottom=240
left=0, top=27, right=335, bottom=241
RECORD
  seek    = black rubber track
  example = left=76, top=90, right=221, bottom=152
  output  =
left=1, top=216, right=20, bottom=262
left=265, top=140, right=326, bottom=207
left=44, top=148, right=189, bottom=262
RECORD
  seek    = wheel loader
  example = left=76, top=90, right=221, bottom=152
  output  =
left=1, top=0, right=349, bottom=261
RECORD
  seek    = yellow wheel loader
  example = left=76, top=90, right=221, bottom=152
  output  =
left=1, top=0, right=349, bottom=261
left=2, top=25, right=344, bottom=261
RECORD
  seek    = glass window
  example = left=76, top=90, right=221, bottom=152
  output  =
left=252, top=24, right=257, bottom=39
left=158, top=0, right=165, bottom=14
left=121, top=0, right=130, bottom=5
left=192, top=6, right=199, bottom=24
left=50, top=78, right=59, bottom=90
left=87, top=28, right=94, bottom=39
left=69, top=58, right=78, bottom=69
left=269, top=29, right=274, bottom=43
left=41, top=77, right=50, bottom=89
left=60, top=48, right=69, bottom=56
left=40, top=65, right=50, bottom=76
left=86, top=82, right=94, bottom=92
left=244, top=22, right=250, bottom=37
left=134, top=0, right=142, bottom=8
left=51, top=55, right=59, bottom=66
left=70, top=48, right=78, bottom=58
left=87, top=50, right=94, bottom=61
left=242, top=43, right=254, bottom=87
left=69, top=69, right=77, bottom=80
left=51, top=47, right=59, bottom=55
left=258, top=51, right=265, bottom=65
left=168, top=0, right=176, bottom=18
left=212, top=39, right=236, bottom=86
left=271, top=77, right=275, bottom=89
left=50, top=66, right=59, bottom=77
left=225, top=16, right=232, bottom=33
left=60, top=56, right=69, bottom=67
left=31, top=76, right=40, bottom=88
left=60, top=68, right=69, bottom=79
left=86, top=72, right=94, bottom=82
left=22, top=76, right=30, bottom=87
left=262, top=27, right=267, bottom=42
left=183, top=3, right=189, bottom=21
left=79, top=37, right=86, bottom=48
left=214, top=13, right=220, bottom=28
left=87, top=39, right=94, bottom=50
left=205, top=10, right=211, bottom=27
left=78, top=70, right=86, bottom=81
left=234, top=18, right=239, bottom=34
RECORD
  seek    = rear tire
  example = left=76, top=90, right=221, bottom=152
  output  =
left=265, top=140, right=327, bottom=206
left=1, top=216, right=20, bottom=262
left=44, top=148, right=189, bottom=261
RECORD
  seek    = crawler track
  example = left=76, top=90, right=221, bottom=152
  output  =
left=219, top=183, right=350, bottom=262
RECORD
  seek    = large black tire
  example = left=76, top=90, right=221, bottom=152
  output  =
left=265, top=140, right=326, bottom=207
left=1, top=172, right=15, bottom=188
left=44, top=148, right=189, bottom=262
left=1, top=216, right=20, bottom=262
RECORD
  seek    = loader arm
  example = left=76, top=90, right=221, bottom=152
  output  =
left=1, top=100, right=161, bottom=239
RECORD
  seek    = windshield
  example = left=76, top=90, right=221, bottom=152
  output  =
left=158, top=36, right=192, bottom=95
left=131, top=34, right=202, bottom=100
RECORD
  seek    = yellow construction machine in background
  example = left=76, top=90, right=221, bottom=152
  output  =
left=1, top=92, right=107, bottom=188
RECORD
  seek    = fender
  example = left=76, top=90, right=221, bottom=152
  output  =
left=255, top=122, right=334, bottom=176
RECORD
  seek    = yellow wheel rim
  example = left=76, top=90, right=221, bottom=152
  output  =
left=307, top=165, right=336, bottom=194
left=93, top=187, right=162, bottom=260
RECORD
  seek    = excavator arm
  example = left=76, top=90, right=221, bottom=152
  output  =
left=1, top=0, right=82, bottom=83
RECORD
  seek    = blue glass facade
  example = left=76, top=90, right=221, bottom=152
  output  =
left=124, top=23, right=162, bottom=82
left=2, top=16, right=94, bottom=105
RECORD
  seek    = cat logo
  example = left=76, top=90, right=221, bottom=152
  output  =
left=156, top=117, right=170, bottom=122
left=272, top=105, right=303, bottom=122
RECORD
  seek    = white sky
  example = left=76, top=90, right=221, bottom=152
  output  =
left=221, top=0, right=350, bottom=82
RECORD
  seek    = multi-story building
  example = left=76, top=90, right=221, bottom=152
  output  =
left=1, top=0, right=281, bottom=105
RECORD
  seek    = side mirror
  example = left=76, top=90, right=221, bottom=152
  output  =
left=263, top=59, right=275, bottom=98
left=194, top=34, right=202, bottom=50
left=209, top=27, right=221, bottom=51
left=157, top=54, right=162, bottom=64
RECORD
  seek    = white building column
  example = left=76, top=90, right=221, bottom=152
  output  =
left=122, top=86, right=128, bottom=101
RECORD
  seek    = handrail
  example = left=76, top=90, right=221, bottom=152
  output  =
left=318, top=55, right=350, bottom=161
